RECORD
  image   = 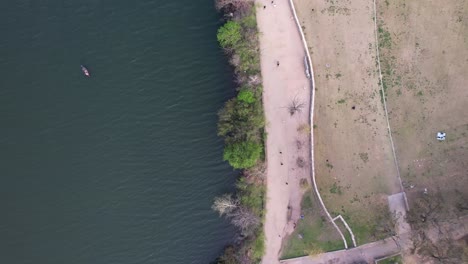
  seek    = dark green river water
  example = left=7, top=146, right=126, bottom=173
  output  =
left=0, top=1, right=237, bottom=263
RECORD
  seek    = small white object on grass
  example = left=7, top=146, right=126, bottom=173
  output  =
left=436, top=132, right=446, bottom=141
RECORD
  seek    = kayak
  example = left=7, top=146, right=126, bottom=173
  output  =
left=81, top=65, right=90, bottom=77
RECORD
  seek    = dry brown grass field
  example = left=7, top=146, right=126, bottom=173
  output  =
left=376, top=0, right=468, bottom=206
left=293, top=0, right=402, bottom=245
left=286, top=0, right=468, bottom=259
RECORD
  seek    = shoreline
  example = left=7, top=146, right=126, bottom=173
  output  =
left=212, top=2, right=267, bottom=263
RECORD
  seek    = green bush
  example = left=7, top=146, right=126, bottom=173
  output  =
left=251, top=230, right=265, bottom=261
left=241, top=12, right=257, bottom=29
left=216, top=246, right=237, bottom=264
left=223, top=141, right=262, bottom=169
left=215, top=3, right=266, bottom=263
left=218, top=91, right=264, bottom=144
left=237, top=45, right=260, bottom=74
left=217, top=21, right=242, bottom=48
left=237, top=178, right=265, bottom=216
left=237, top=89, right=256, bottom=103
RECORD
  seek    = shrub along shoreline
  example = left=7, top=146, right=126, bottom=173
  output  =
left=212, top=1, right=266, bottom=263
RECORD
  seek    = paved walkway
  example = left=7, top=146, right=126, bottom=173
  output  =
left=388, top=192, right=411, bottom=235
left=280, top=237, right=401, bottom=264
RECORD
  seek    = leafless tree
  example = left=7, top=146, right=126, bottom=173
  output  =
left=244, top=161, right=266, bottom=180
left=215, top=0, right=254, bottom=19
left=213, top=195, right=260, bottom=236
left=407, top=192, right=448, bottom=230
left=229, top=206, right=260, bottom=236
left=212, top=193, right=239, bottom=217
left=288, top=96, right=305, bottom=116
left=413, top=232, right=466, bottom=264
left=248, top=74, right=261, bottom=86
left=407, top=192, right=468, bottom=263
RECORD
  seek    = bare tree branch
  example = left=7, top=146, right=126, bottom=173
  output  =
left=244, top=161, right=266, bottom=180
left=212, top=193, right=239, bottom=217
left=215, top=0, right=253, bottom=11
left=228, top=206, right=260, bottom=236
left=287, top=96, right=305, bottom=116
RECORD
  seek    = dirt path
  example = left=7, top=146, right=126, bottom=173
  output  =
left=256, top=0, right=312, bottom=262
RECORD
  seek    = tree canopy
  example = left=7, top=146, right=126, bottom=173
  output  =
left=217, top=21, right=242, bottom=48
left=223, top=141, right=262, bottom=169
left=237, top=89, right=256, bottom=104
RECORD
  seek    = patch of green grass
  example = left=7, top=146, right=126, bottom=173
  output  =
left=337, top=99, right=346, bottom=104
left=345, top=218, right=373, bottom=245
left=335, top=73, right=342, bottom=78
left=417, top=90, right=423, bottom=96
left=378, top=26, right=392, bottom=49
left=251, top=229, right=265, bottom=260
left=334, top=219, right=353, bottom=247
left=359, top=152, right=369, bottom=163
left=326, top=162, right=334, bottom=169
left=281, top=193, right=343, bottom=259
left=341, top=203, right=395, bottom=245
left=377, top=254, right=403, bottom=264
left=379, top=89, right=384, bottom=106
left=237, top=178, right=266, bottom=217
left=302, top=193, right=313, bottom=208
left=241, top=10, right=257, bottom=29
left=394, top=75, right=401, bottom=85
left=329, top=182, right=342, bottom=195
left=384, top=67, right=392, bottom=76
left=300, top=178, right=309, bottom=190
left=382, top=79, right=389, bottom=93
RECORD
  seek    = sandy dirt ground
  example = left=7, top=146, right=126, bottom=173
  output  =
left=376, top=2, right=468, bottom=261
left=293, top=0, right=402, bottom=243
left=256, top=0, right=313, bottom=262
left=376, top=0, right=468, bottom=204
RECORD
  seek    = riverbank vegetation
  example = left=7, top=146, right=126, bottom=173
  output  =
left=212, top=1, right=266, bottom=264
